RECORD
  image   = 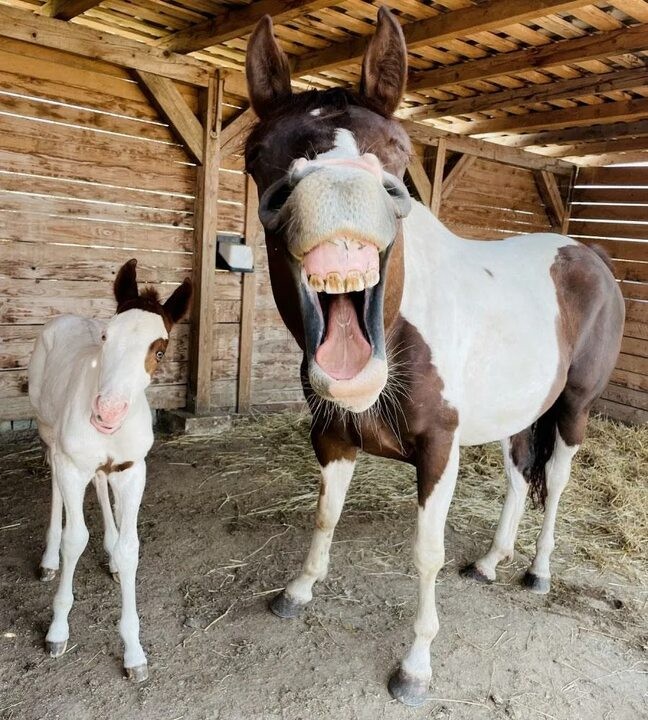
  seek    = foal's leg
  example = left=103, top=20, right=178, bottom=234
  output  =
left=523, top=432, right=578, bottom=594
left=389, top=433, right=459, bottom=707
left=462, top=435, right=529, bottom=583
left=270, top=438, right=357, bottom=619
left=108, top=461, right=148, bottom=681
left=45, top=455, right=90, bottom=657
left=93, top=471, right=120, bottom=582
left=40, top=469, right=64, bottom=582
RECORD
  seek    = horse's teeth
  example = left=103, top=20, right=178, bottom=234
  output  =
left=345, top=271, right=365, bottom=293
left=308, top=274, right=325, bottom=292
left=365, top=269, right=380, bottom=288
left=325, top=272, right=345, bottom=294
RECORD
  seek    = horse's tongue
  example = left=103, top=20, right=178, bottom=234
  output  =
left=315, top=295, right=371, bottom=380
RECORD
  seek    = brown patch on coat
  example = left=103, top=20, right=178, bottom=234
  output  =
left=97, top=457, right=134, bottom=475
left=144, top=338, right=168, bottom=376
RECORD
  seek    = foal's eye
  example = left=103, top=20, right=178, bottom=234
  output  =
left=156, top=350, right=164, bottom=361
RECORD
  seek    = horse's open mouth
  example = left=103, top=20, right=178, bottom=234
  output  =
left=295, top=236, right=390, bottom=412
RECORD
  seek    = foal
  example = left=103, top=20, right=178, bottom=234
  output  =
left=28, top=259, right=191, bottom=681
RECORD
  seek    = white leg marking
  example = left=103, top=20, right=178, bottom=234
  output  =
left=529, top=434, right=578, bottom=580
left=475, top=438, right=529, bottom=580
left=400, top=438, right=460, bottom=685
left=109, top=461, right=147, bottom=670
left=41, top=468, right=63, bottom=571
left=93, top=471, right=119, bottom=573
left=285, top=458, right=355, bottom=605
left=46, top=454, right=90, bottom=647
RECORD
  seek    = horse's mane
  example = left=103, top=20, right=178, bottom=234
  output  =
left=116, top=287, right=163, bottom=315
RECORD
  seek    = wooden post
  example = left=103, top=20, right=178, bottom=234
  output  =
left=187, top=71, right=223, bottom=415
left=430, top=138, right=447, bottom=217
left=561, top=166, right=577, bottom=235
left=237, top=174, right=260, bottom=413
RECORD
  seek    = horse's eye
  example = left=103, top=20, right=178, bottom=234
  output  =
left=156, top=350, right=164, bottom=361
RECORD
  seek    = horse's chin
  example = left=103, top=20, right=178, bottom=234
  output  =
left=90, top=413, right=121, bottom=435
left=308, top=357, right=388, bottom=413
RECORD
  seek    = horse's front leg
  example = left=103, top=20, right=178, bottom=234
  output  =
left=108, top=461, right=148, bottom=681
left=93, top=471, right=120, bottom=582
left=389, top=432, right=460, bottom=707
left=270, top=435, right=357, bottom=619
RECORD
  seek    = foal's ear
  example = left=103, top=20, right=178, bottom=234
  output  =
left=114, top=258, right=139, bottom=307
left=246, top=15, right=292, bottom=119
left=360, top=6, right=407, bottom=117
left=163, top=278, right=192, bottom=326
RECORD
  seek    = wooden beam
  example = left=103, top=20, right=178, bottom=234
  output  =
left=462, top=97, right=648, bottom=136
left=488, top=119, right=648, bottom=148
left=404, top=66, right=648, bottom=121
left=406, top=155, right=432, bottom=206
left=293, top=0, right=587, bottom=77
left=237, top=175, right=260, bottom=413
left=38, top=0, right=103, bottom=20
left=0, top=5, right=212, bottom=87
left=532, top=135, right=648, bottom=158
left=441, top=154, right=476, bottom=198
left=159, top=0, right=335, bottom=55
left=534, top=170, right=565, bottom=231
left=221, top=108, right=257, bottom=160
left=402, top=120, right=573, bottom=175
left=134, top=70, right=204, bottom=164
left=567, top=150, right=648, bottom=167
left=430, top=140, right=446, bottom=217
left=187, top=73, right=223, bottom=414
left=408, top=22, right=648, bottom=93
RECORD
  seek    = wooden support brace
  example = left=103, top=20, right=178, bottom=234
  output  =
left=430, top=139, right=447, bottom=217
left=442, top=154, right=476, bottom=199
left=221, top=108, right=258, bottom=161
left=187, top=72, right=223, bottom=415
left=38, top=0, right=103, bottom=20
left=534, top=170, right=566, bottom=232
left=134, top=70, right=204, bottom=164
left=406, top=154, right=432, bottom=206
left=237, top=175, right=260, bottom=413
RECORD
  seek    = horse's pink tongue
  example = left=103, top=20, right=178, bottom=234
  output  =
left=315, top=295, right=371, bottom=380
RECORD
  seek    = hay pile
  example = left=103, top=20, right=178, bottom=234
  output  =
left=183, top=411, right=647, bottom=582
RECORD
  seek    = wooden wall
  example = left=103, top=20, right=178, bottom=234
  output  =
left=569, top=166, right=648, bottom=425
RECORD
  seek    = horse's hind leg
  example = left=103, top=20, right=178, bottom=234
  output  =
left=461, top=433, right=530, bottom=583
left=41, top=468, right=63, bottom=582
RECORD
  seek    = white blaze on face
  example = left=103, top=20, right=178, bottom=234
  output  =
left=317, top=128, right=360, bottom=160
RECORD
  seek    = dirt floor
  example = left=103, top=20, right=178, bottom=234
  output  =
left=0, top=413, right=646, bottom=720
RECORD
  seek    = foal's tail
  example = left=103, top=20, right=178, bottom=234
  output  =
left=522, top=404, right=560, bottom=509
left=588, top=244, right=615, bottom=274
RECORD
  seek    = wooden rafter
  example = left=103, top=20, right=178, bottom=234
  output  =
left=292, top=0, right=588, bottom=77
left=403, top=66, right=648, bottom=121
left=407, top=22, right=648, bottom=93
left=221, top=108, right=257, bottom=160
left=158, top=0, right=336, bottom=54
left=531, top=135, right=648, bottom=158
left=429, top=140, right=446, bottom=217
left=38, top=0, right=103, bottom=20
left=534, top=171, right=565, bottom=230
left=489, top=119, right=648, bottom=148
left=406, top=155, right=432, bottom=206
left=441, top=155, right=477, bottom=198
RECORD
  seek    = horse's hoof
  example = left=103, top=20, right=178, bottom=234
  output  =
left=46, top=640, right=67, bottom=658
left=269, top=590, right=306, bottom=619
left=125, top=663, right=149, bottom=683
left=388, top=667, right=429, bottom=707
left=460, top=563, right=493, bottom=584
left=40, top=567, right=57, bottom=582
left=111, top=572, right=121, bottom=584
left=522, top=571, right=550, bottom=595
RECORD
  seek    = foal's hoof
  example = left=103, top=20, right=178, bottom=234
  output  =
left=269, top=590, right=306, bottom=619
left=45, top=640, right=67, bottom=658
left=388, top=667, right=429, bottom=707
left=522, top=571, right=550, bottom=595
left=460, top=563, right=493, bottom=584
left=125, top=663, right=149, bottom=683
left=40, top=567, right=57, bottom=582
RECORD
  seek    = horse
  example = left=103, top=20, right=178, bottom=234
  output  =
left=243, top=7, right=625, bottom=706
left=28, top=259, right=191, bottom=682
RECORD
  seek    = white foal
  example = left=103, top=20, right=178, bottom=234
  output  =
left=28, top=259, right=191, bottom=682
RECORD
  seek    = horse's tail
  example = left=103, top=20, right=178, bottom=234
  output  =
left=521, top=403, right=560, bottom=509
left=588, top=243, right=615, bottom=274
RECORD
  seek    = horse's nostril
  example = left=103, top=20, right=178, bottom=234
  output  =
left=96, top=414, right=103, bottom=422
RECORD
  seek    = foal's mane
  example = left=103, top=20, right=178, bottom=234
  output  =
left=116, top=287, right=162, bottom=316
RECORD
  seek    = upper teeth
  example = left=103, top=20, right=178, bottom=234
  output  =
left=308, top=270, right=379, bottom=294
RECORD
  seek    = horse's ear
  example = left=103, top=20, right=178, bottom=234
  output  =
left=114, top=258, right=139, bottom=307
left=246, top=15, right=292, bottom=119
left=163, top=278, right=192, bottom=326
left=359, top=7, right=407, bottom=117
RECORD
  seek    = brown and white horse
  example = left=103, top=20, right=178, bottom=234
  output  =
left=29, top=259, right=191, bottom=681
left=244, top=9, right=625, bottom=706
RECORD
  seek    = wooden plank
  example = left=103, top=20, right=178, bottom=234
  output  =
left=610, top=368, right=648, bottom=392
left=0, top=5, right=212, bottom=87
left=601, top=384, right=648, bottom=411
left=187, top=73, right=222, bottom=414
left=575, top=237, right=648, bottom=263
left=237, top=174, right=260, bottom=413
left=572, top=187, right=648, bottom=205
left=408, top=22, right=648, bottom=93
left=543, top=135, right=648, bottom=159
left=616, top=351, right=648, bottom=375
left=406, top=155, right=432, bottom=206
left=569, top=220, right=648, bottom=241
left=441, top=154, right=476, bottom=198
left=576, top=166, right=648, bottom=186
left=39, top=0, right=103, bottom=20
left=621, top=335, right=648, bottom=359
left=570, top=204, right=648, bottom=223
left=134, top=70, right=204, bottom=163
left=159, top=0, right=335, bottom=54
left=534, top=170, right=565, bottom=230
left=293, top=0, right=588, bottom=76
left=430, top=139, right=446, bottom=217
left=220, top=107, right=257, bottom=160
left=496, top=119, right=648, bottom=149
left=594, top=397, right=647, bottom=425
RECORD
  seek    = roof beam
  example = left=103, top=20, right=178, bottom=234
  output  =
left=485, top=119, right=648, bottom=148
left=406, top=155, right=433, bottom=206
left=403, top=65, right=648, bottom=121
left=460, top=96, right=648, bottom=135
left=408, top=22, right=648, bottom=93
left=38, top=0, right=103, bottom=20
left=0, top=5, right=212, bottom=86
left=533, top=135, right=648, bottom=158
left=158, top=0, right=336, bottom=55
left=293, top=0, right=588, bottom=77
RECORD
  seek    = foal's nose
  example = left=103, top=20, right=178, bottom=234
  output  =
left=94, top=395, right=129, bottom=426
left=290, top=152, right=384, bottom=183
